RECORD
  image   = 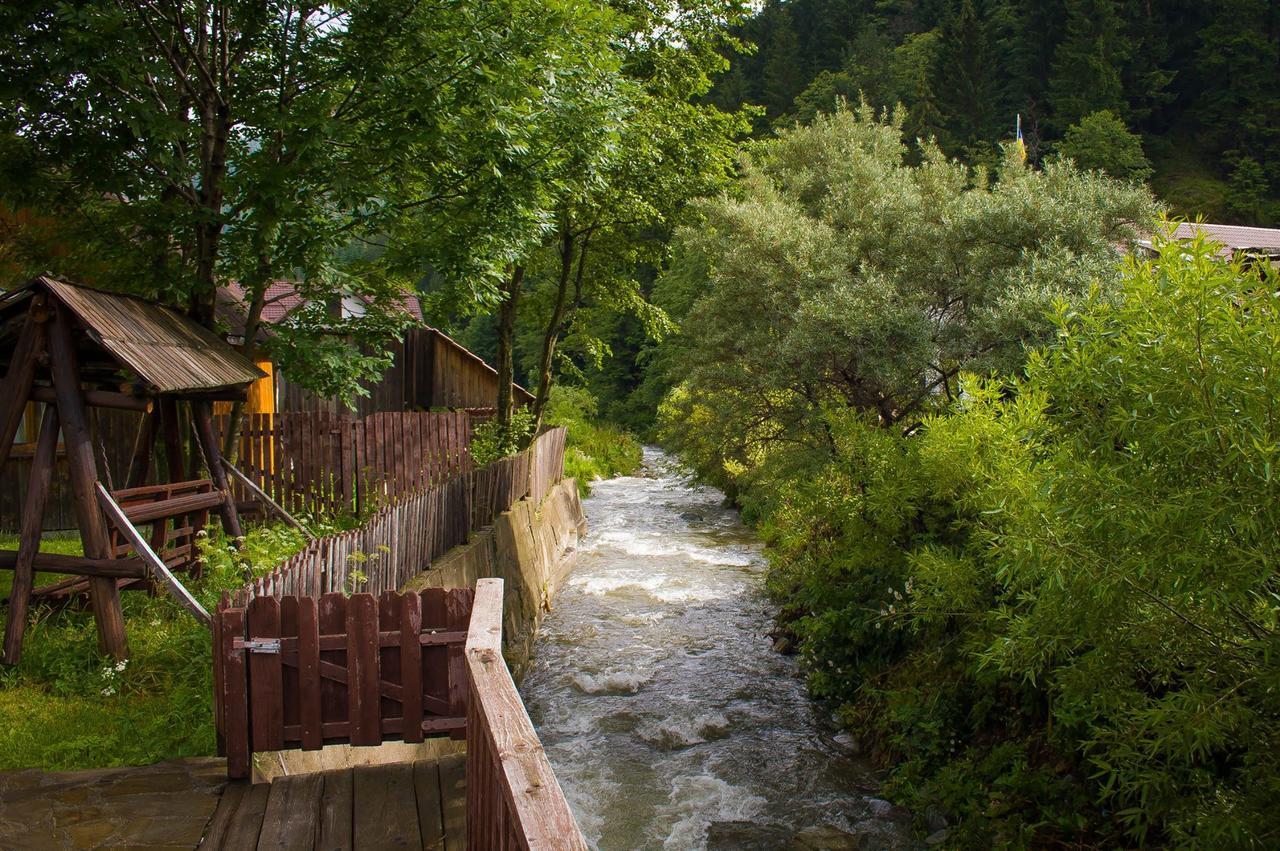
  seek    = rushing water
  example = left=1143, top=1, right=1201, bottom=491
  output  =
left=521, top=448, right=918, bottom=850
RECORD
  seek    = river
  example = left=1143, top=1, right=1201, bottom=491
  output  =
left=520, top=448, right=919, bottom=850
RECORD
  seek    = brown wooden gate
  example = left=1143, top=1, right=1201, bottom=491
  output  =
left=214, top=588, right=474, bottom=779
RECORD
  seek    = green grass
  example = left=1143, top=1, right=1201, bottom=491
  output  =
left=0, top=522, right=310, bottom=771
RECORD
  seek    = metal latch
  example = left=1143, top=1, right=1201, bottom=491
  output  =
left=233, top=638, right=281, bottom=654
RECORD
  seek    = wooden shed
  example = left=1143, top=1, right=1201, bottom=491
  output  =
left=0, top=276, right=264, bottom=660
left=217, top=282, right=534, bottom=416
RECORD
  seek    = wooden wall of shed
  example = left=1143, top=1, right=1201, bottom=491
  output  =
left=1, top=406, right=143, bottom=533
left=277, top=328, right=520, bottom=416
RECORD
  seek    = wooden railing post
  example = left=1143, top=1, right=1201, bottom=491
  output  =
left=465, top=578, right=586, bottom=850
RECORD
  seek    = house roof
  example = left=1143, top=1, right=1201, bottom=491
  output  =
left=0, top=276, right=265, bottom=394
left=217, top=281, right=424, bottom=337
left=1167, top=222, right=1280, bottom=258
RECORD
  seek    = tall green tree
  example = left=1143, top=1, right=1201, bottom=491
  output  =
left=1046, top=0, right=1130, bottom=130
left=0, top=0, right=619, bottom=408
left=931, top=0, right=1003, bottom=155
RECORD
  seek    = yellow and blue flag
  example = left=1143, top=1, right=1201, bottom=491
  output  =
left=1016, top=114, right=1027, bottom=162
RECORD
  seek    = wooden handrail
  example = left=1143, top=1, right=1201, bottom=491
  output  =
left=465, top=578, right=586, bottom=850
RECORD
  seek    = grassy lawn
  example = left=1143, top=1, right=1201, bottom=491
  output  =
left=0, top=523, right=310, bottom=771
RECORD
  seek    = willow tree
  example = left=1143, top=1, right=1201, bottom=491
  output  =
left=656, top=105, right=1157, bottom=478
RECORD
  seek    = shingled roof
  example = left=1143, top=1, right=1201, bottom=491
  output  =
left=0, top=276, right=264, bottom=394
left=1169, top=222, right=1280, bottom=259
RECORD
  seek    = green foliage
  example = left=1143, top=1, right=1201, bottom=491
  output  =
left=655, top=105, right=1156, bottom=479
left=1057, top=110, right=1153, bottom=182
left=1226, top=156, right=1274, bottom=226
left=661, top=234, right=1280, bottom=845
left=470, top=410, right=538, bottom=465
left=1045, top=0, right=1129, bottom=131
left=543, top=384, right=642, bottom=493
left=0, top=522, right=309, bottom=770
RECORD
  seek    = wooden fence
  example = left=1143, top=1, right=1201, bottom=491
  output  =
left=213, top=579, right=586, bottom=848
left=218, top=410, right=474, bottom=518
left=466, top=578, right=587, bottom=850
left=214, top=587, right=475, bottom=779
left=225, top=427, right=566, bottom=609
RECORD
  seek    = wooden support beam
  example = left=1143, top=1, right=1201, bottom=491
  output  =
left=29, top=386, right=152, bottom=412
left=2, top=405, right=59, bottom=665
left=126, top=408, right=159, bottom=488
left=191, top=399, right=243, bottom=540
left=0, top=550, right=148, bottom=579
left=0, top=299, right=47, bottom=471
left=96, top=483, right=211, bottom=628
left=221, top=459, right=311, bottom=537
left=159, top=396, right=185, bottom=483
left=48, top=305, right=129, bottom=659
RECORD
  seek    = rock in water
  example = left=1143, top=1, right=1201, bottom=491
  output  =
left=787, top=825, right=868, bottom=850
left=706, top=821, right=795, bottom=849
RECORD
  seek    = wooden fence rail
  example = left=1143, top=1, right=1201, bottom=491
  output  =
left=466, top=578, right=586, bottom=850
left=225, top=427, right=566, bottom=609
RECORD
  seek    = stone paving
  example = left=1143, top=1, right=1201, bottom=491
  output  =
left=0, top=758, right=225, bottom=849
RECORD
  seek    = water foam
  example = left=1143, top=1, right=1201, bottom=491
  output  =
left=636, top=713, right=731, bottom=750
left=571, top=669, right=652, bottom=695
left=657, top=775, right=766, bottom=850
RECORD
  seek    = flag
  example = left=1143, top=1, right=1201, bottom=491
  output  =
left=1016, top=114, right=1027, bottom=162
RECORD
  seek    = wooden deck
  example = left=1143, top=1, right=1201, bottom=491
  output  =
left=200, top=755, right=466, bottom=850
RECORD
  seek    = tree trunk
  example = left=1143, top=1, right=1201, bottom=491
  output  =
left=532, top=226, right=577, bottom=429
left=495, top=266, right=525, bottom=429
left=533, top=231, right=589, bottom=430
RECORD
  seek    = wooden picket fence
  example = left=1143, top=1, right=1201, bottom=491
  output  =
left=217, top=411, right=474, bottom=518
left=224, top=427, right=566, bottom=609
left=214, top=587, right=474, bottom=780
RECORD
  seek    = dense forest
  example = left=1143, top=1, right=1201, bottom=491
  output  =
left=710, top=0, right=1280, bottom=225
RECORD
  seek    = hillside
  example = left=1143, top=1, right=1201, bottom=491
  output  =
left=709, top=0, right=1280, bottom=225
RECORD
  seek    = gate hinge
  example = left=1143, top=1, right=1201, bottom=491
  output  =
left=234, top=638, right=281, bottom=654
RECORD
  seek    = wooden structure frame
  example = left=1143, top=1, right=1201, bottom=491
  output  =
left=0, top=276, right=264, bottom=662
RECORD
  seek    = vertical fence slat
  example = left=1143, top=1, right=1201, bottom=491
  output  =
left=400, top=591, right=423, bottom=743
left=247, top=596, right=284, bottom=753
left=347, top=593, right=382, bottom=746
left=297, top=595, right=323, bottom=751
left=220, top=607, right=251, bottom=779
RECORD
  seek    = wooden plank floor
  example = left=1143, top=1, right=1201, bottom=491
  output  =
left=200, top=754, right=466, bottom=850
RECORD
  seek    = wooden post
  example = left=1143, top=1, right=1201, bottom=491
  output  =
left=126, top=408, right=159, bottom=488
left=0, top=298, right=47, bottom=470
left=191, top=399, right=243, bottom=540
left=48, top=306, right=129, bottom=659
left=159, top=396, right=186, bottom=482
left=2, top=405, right=59, bottom=665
